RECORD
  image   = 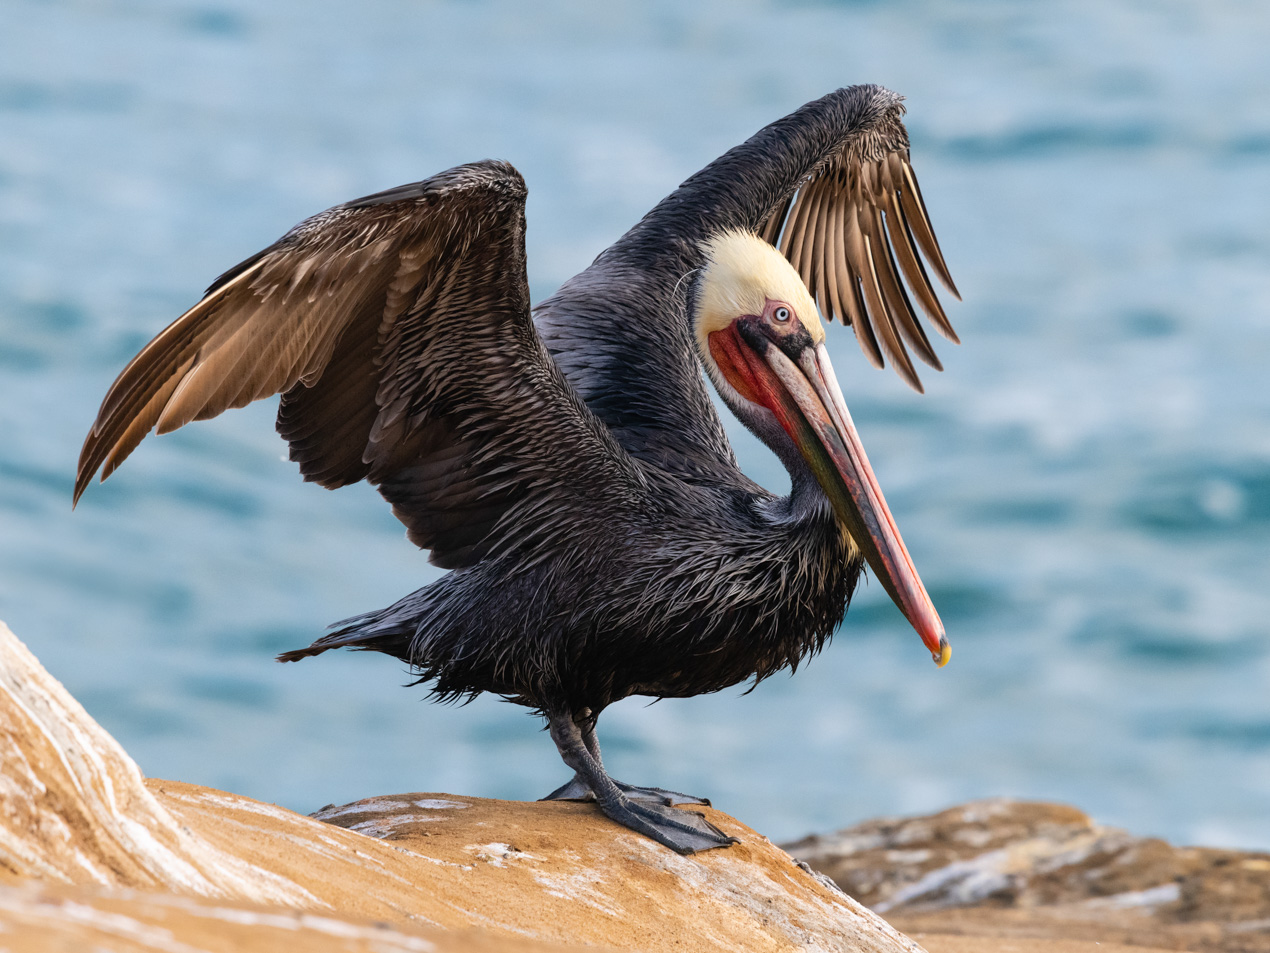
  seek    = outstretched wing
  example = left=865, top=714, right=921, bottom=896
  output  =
left=537, top=85, right=959, bottom=488
left=76, top=161, right=643, bottom=569
left=757, top=122, right=960, bottom=392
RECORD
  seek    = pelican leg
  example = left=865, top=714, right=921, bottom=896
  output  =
left=542, top=712, right=736, bottom=854
left=540, top=721, right=711, bottom=806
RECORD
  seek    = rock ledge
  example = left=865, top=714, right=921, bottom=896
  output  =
left=0, top=619, right=917, bottom=953
left=787, top=798, right=1270, bottom=953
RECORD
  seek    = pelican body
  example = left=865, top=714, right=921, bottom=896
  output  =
left=76, top=86, right=960, bottom=853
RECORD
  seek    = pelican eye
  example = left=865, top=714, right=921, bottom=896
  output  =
left=772, top=306, right=791, bottom=323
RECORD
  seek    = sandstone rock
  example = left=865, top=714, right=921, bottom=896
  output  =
left=0, top=879, right=589, bottom=953
left=0, top=620, right=310, bottom=904
left=297, top=791, right=921, bottom=953
left=785, top=797, right=1270, bottom=953
left=6, top=612, right=1262, bottom=953
left=0, top=883, right=1188, bottom=953
left=0, top=620, right=922, bottom=952
left=141, top=779, right=926, bottom=952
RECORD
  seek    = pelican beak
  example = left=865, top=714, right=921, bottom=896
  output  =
left=710, top=322, right=949, bottom=667
left=780, top=340, right=948, bottom=667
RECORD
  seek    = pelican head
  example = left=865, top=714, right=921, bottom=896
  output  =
left=695, top=230, right=949, bottom=667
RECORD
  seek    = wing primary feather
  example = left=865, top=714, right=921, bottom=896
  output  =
left=849, top=205, right=922, bottom=391
left=94, top=290, right=241, bottom=423
left=90, top=340, right=200, bottom=440
left=898, top=159, right=960, bottom=299
left=865, top=205, right=942, bottom=370
left=85, top=256, right=279, bottom=467
left=153, top=312, right=292, bottom=433
left=75, top=321, right=218, bottom=504
left=96, top=355, right=197, bottom=487
left=833, top=195, right=884, bottom=369
left=796, top=179, right=825, bottom=298
left=821, top=181, right=844, bottom=324
left=776, top=187, right=799, bottom=257
left=810, top=183, right=832, bottom=320
left=781, top=186, right=810, bottom=272
left=884, top=188, right=959, bottom=343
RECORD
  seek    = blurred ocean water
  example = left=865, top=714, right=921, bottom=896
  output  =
left=1, top=0, right=1268, bottom=848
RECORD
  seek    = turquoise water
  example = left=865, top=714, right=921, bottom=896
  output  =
left=2, top=0, right=1268, bottom=849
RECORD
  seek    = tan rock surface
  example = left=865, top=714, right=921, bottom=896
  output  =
left=915, top=936, right=1184, bottom=953
left=0, top=620, right=921, bottom=953
left=0, top=880, right=590, bottom=953
left=6, top=613, right=1262, bottom=953
left=786, top=798, right=1270, bottom=952
left=145, top=781, right=924, bottom=952
left=0, top=621, right=310, bottom=905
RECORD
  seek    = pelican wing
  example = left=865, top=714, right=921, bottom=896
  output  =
left=758, top=135, right=960, bottom=393
left=76, top=161, right=642, bottom=569
left=536, top=86, right=959, bottom=491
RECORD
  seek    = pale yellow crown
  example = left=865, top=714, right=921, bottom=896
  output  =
left=694, top=230, right=823, bottom=353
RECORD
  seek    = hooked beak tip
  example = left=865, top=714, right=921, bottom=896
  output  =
left=934, top=635, right=951, bottom=668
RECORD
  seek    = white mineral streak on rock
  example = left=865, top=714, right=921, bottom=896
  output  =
left=0, top=621, right=311, bottom=906
left=956, top=798, right=1016, bottom=824
left=1085, top=883, right=1182, bottom=909
left=348, top=815, right=446, bottom=837
left=313, top=798, right=417, bottom=820
left=873, top=849, right=1014, bottom=912
left=695, top=845, right=925, bottom=953
left=311, top=797, right=470, bottom=824
left=520, top=843, right=623, bottom=918
left=874, top=823, right=1135, bottom=914
left=0, top=883, right=448, bottom=953
left=467, top=843, right=538, bottom=868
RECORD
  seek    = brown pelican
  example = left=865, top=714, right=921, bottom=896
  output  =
left=75, top=85, right=960, bottom=853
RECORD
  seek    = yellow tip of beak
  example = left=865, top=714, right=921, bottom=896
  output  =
left=934, top=638, right=951, bottom=668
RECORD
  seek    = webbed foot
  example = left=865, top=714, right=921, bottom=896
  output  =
left=546, top=712, right=735, bottom=854
left=598, top=793, right=736, bottom=854
left=541, top=775, right=709, bottom=807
